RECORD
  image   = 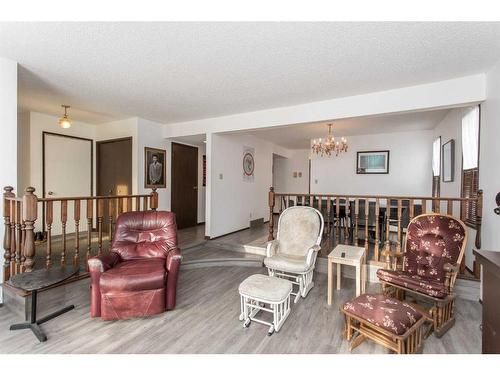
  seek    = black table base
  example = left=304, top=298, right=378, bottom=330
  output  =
left=9, top=290, right=74, bottom=342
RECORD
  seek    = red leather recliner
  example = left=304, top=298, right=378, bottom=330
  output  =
left=88, top=211, right=182, bottom=320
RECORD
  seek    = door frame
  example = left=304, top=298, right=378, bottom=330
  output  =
left=96, top=136, right=133, bottom=197
left=42, top=131, right=94, bottom=231
left=171, top=142, right=199, bottom=228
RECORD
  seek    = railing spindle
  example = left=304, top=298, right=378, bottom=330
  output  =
left=60, top=200, right=67, bottom=266
left=127, top=197, right=132, bottom=213
left=142, top=196, right=148, bottom=211
left=336, top=197, right=341, bottom=244
left=354, top=198, right=359, bottom=246
left=396, top=199, right=402, bottom=253
left=46, top=201, right=53, bottom=268
left=344, top=197, right=350, bottom=245
left=135, top=196, right=140, bottom=211
left=384, top=198, right=391, bottom=255
left=326, top=197, right=331, bottom=236
left=15, top=200, right=23, bottom=274
left=3, top=186, right=14, bottom=281
left=22, top=187, right=37, bottom=273
left=447, top=199, right=453, bottom=215
left=409, top=199, right=415, bottom=221
left=422, top=199, right=427, bottom=214
left=108, top=198, right=114, bottom=245
left=375, top=198, right=380, bottom=261
left=74, top=200, right=80, bottom=267
left=97, top=199, right=104, bottom=256
left=86, top=199, right=93, bottom=268
left=10, top=199, right=16, bottom=276
left=268, top=187, right=275, bottom=241
left=364, top=199, right=369, bottom=254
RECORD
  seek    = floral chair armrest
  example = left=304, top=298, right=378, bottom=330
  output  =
left=306, top=245, right=321, bottom=267
left=444, top=263, right=459, bottom=293
left=266, top=240, right=279, bottom=258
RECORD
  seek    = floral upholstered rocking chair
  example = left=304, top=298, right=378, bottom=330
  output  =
left=264, top=206, right=324, bottom=303
left=377, top=213, right=467, bottom=337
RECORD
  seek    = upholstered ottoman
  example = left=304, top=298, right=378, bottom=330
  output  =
left=341, top=294, right=427, bottom=354
left=238, top=274, right=292, bottom=336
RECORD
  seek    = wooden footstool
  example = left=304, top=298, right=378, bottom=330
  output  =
left=239, top=274, right=292, bottom=336
left=341, top=294, right=427, bottom=354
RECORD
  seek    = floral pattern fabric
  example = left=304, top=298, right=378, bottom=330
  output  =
left=404, top=215, right=465, bottom=282
left=376, top=269, right=447, bottom=298
left=342, top=294, right=423, bottom=336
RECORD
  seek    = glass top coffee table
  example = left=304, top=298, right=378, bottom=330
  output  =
left=7, top=266, right=78, bottom=342
left=327, top=245, right=366, bottom=306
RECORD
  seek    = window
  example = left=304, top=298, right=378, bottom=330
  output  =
left=432, top=137, right=441, bottom=197
left=461, top=106, right=480, bottom=228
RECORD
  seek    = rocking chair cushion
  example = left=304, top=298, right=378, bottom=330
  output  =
left=264, top=254, right=310, bottom=273
left=342, top=294, right=423, bottom=335
left=377, top=269, right=448, bottom=298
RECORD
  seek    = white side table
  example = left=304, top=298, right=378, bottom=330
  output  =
left=327, top=244, right=366, bottom=306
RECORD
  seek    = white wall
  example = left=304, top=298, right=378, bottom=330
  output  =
left=480, top=60, right=500, bottom=252
left=310, top=130, right=433, bottom=196
left=0, top=57, right=17, bottom=298
left=433, top=108, right=463, bottom=197
left=273, top=149, right=310, bottom=193
left=209, top=133, right=289, bottom=238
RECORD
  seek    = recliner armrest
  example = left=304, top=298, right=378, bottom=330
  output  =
left=266, top=240, right=279, bottom=258
left=166, top=246, right=182, bottom=271
left=88, top=252, right=121, bottom=273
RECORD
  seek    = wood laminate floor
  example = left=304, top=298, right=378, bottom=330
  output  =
left=0, top=266, right=481, bottom=354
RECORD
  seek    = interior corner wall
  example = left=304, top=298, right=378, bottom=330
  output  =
left=432, top=108, right=464, bottom=198
left=0, top=57, right=17, bottom=299
left=17, top=111, right=30, bottom=191
left=479, top=60, right=500, bottom=252
left=310, top=130, right=433, bottom=196
left=209, top=133, right=287, bottom=238
left=273, top=149, right=310, bottom=194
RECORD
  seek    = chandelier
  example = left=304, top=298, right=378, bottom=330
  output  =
left=311, top=123, right=348, bottom=156
left=58, top=105, right=72, bottom=129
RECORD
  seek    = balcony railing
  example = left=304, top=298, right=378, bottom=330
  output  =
left=267, top=187, right=483, bottom=279
left=2, top=186, right=158, bottom=282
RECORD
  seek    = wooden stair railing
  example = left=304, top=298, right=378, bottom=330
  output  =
left=267, top=187, right=483, bottom=279
left=2, top=186, right=158, bottom=282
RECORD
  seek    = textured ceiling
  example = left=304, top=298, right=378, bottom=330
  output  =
left=247, top=109, right=451, bottom=149
left=1, top=22, right=499, bottom=124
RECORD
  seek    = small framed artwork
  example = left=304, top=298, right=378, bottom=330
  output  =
left=144, top=147, right=166, bottom=188
left=243, top=146, right=255, bottom=182
left=356, top=150, right=390, bottom=174
left=442, top=139, right=455, bottom=182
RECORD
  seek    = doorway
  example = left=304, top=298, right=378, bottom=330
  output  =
left=171, top=142, right=198, bottom=229
left=96, top=137, right=133, bottom=232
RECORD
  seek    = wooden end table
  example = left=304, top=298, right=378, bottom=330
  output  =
left=7, top=266, right=78, bottom=342
left=327, top=245, right=366, bottom=306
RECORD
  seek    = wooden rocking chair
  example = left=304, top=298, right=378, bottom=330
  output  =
left=377, top=213, right=467, bottom=337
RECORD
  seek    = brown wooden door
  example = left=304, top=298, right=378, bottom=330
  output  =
left=171, top=142, right=198, bottom=229
left=97, top=137, right=133, bottom=232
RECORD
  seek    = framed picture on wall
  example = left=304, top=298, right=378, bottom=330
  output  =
left=144, top=147, right=166, bottom=188
left=356, top=150, right=390, bottom=174
left=442, top=139, right=455, bottom=182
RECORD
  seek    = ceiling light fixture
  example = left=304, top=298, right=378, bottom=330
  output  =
left=58, top=105, right=72, bottom=129
left=311, top=123, right=348, bottom=157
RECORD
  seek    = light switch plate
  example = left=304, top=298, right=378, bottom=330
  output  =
left=219, top=173, right=223, bottom=180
